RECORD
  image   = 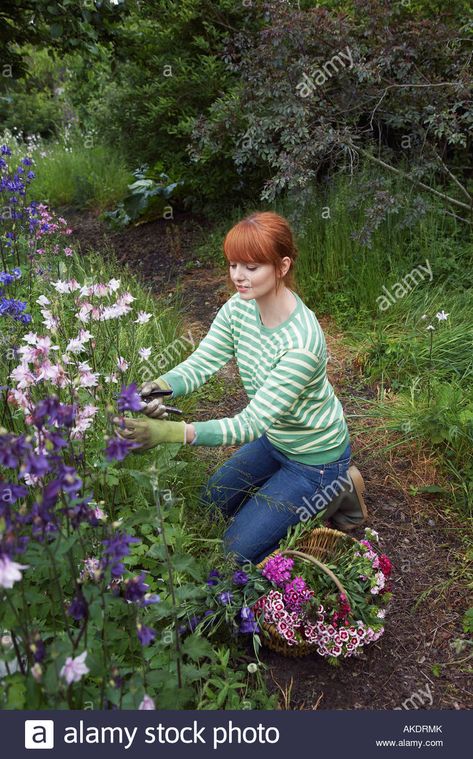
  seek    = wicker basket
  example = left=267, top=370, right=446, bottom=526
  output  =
left=256, top=526, right=359, bottom=658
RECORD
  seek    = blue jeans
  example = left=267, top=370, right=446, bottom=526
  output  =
left=199, top=434, right=352, bottom=565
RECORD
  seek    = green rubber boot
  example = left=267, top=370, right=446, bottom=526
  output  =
left=321, top=465, right=368, bottom=531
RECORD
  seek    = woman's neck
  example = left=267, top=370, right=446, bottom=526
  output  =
left=256, top=286, right=297, bottom=328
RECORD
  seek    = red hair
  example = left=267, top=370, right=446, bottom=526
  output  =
left=223, top=211, right=299, bottom=294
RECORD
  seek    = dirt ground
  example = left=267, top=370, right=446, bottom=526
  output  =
left=68, top=209, right=473, bottom=711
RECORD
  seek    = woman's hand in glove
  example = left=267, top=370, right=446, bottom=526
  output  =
left=113, top=416, right=186, bottom=451
left=139, top=377, right=172, bottom=419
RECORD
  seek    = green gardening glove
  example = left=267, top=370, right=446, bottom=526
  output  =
left=139, top=377, right=173, bottom=419
left=114, top=416, right=186, bottom=451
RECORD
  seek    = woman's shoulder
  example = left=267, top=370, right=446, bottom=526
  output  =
left=292, top=295, right=327, bottom=357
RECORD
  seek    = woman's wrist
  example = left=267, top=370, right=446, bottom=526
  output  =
left=185, top=423, right=197, bottom=444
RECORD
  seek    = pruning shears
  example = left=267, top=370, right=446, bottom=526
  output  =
left=139, top=388, right=183, bottom=416
left=113, top=388, right=183, bottom=416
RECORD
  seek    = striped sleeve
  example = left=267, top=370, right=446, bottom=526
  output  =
left=159, top=301, right=234, bottom=397
left=191, top=349, right=322, bottom=446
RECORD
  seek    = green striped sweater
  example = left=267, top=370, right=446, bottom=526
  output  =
left=161, top=290, right=350, bottom=464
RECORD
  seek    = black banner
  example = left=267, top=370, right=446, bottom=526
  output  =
left=2, top=709, right=467, bottom=758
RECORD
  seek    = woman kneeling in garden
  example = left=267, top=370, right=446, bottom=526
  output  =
left=116, top=211, right=367, bottom=565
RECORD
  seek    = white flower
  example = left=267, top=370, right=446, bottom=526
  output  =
left=76, top=303, right=93, bottom=323
left=60, top=651, right=90, bottom=684
left=134, top=311, right=152, bottom=325
left=36, top=295, right=50, bottom=306
left=435, top=310, right=449, bottom=322
left=426, top=324, right=435, bottom=331
left=247, top=662, right=258, bottom=673
left=421, top=314, right=427, bottom=320
left=138, top=347, right=152, bottom=361
left=139, top=694, right=156, bottom=710
left=66, top=329, right=93, bottom=354
left=41, top=309, right=59, bottom=332
left=364, top=527, right=380, bottom=543
left=0, top=555, right=30, bottom=588
left=108, top=278, right=121, bottom=293
left=51, top=279, right=81, bottom=294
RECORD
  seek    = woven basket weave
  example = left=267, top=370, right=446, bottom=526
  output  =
left=256, top=526, right=359, bottom=658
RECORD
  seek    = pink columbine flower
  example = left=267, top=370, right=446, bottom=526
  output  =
left=76, top=303, right=93, bottom=323
left=117, top=356, right=129, bottom=372
left=10, top=363, right=36, bottom=389
left=0, top=555, right=30, bottom=589
left=117, top=292, right=135, bottom=306
left=139, top=694, right=156, bottom=710
left=60, top=651, right=90, bottom=684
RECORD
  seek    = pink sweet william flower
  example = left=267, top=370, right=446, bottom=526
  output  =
left=0, top=555, right=29, bottom=589
left=64, top=247, right=74, bottom=256
left=60, top=650, right=90, bottom=684
left=139, top=694, right=156, bottom=710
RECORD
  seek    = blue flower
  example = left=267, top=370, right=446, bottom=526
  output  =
left=137, top=623, right=156, bottom=646
left=67, top=594, right=88, bottom=621
left=117, top=382, right=142, bottom=413
left=232, top=570, right=249, bottom=586
left=239, top=606, right=259, bottom=634
left=217, top=591, right=233, bottom=605
left=206, top=569, right=222, bottom=586
left=124, top=573, right=150, bottom=603
left=105, top=436, right=137, bottom=461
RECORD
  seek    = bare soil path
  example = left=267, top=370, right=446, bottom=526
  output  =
left=69, top=210, right=472, bottom=711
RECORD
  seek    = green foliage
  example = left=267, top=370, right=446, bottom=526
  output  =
left=102, top=164, right=184, bottom=228
left=21, top=136, right=132, bottom=211
left=462, top=608, right=473, bottom=634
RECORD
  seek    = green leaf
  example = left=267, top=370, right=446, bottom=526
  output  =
left=49, top=23, right=63, bottom=39
left=5, top=673, right=26, bottom=709
left=181, top=635, right=215, bottom=662
left=462, top=608, right=473, bottom=634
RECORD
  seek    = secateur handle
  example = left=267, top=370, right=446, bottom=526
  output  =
left=140, top=388, right=183, bottom=416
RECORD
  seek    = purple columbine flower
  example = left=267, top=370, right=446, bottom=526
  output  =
left=67, top=593, right=88, bottom=621
left=239, top=606, right=259, bottom=634
left=124, top=573, right=150, bottom=603
left=232, top=570, right=249, bottom=586
left=137, top=623, right=156, bottom=646
left=217, top=591, right=233, bottom=605
left=139, top=593, right=161, bottom=607
left=101, top=532, right=140, bottom=578
left=206, top=569, right=222, bottom=586
left=117, top=383, right=142, bottom=413
left=105, top=436, right=137, bottom=462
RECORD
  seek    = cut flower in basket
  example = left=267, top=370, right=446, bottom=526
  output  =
left=251, top=527, right=393, bottom=661
left=193, top=527, right=393, bottom=663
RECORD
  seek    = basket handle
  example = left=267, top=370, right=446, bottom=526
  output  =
left=280, top=549, right=349, bottom=599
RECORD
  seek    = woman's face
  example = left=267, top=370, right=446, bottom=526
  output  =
left=228, top=258, right=290, bottom=299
